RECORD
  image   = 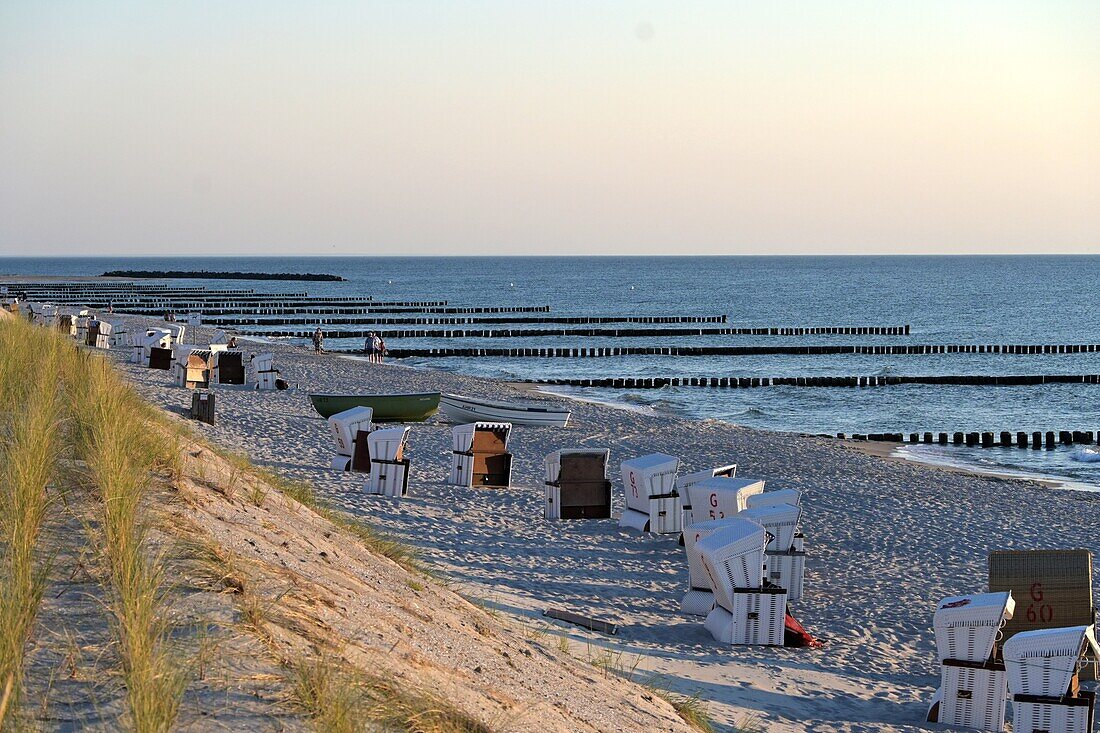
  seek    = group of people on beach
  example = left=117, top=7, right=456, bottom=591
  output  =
left=311, top=327, right=386, bottom=363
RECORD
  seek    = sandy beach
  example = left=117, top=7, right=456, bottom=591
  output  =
left=112, top=317, right=1100, bottom=732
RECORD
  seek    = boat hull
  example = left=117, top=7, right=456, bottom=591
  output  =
left=440, top=393, right=570, bottom=427
left=309, top=392, right=441, bottom=422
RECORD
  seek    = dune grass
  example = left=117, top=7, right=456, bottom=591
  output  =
left=62, top=346, right=187, bottom=732
left=0, top=319, right=64, bottom=727
left=290, top=654, right=494, bottom=733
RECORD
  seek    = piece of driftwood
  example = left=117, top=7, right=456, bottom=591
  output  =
left=543, top=608, right=618, bottom=635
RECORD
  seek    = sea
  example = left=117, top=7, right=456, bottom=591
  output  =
left=5, top=255, right=1100, bottom=489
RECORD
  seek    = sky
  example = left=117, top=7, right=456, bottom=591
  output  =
left=1, top=1, right=1098, bottom=256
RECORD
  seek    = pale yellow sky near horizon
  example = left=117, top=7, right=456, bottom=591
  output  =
left=1, top=1, right=1097, bottom=256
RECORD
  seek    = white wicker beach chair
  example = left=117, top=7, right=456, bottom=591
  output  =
left=686, top=476, right=765, bottom=525
left=251, top=352, right=279, bottom=390
left=327, top=406, right=374, bottom=471
left=364, top=426, right=411, bottom=497
left=681, top=517, right=738, bottom=615
left=676, top=464, right=736, bottom=528
left=930, top=661, right=1009, bottom=732
left=1004, top=625, right=1099, bottom=697
left=696, top=518, right=770, bottom=612
left=449, top=422, right=512, bottom=487
left=619, top=453, right=681, bottom=534
left=934, top=591, right=1016, bottom=663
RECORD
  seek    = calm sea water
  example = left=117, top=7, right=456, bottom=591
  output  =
left=6, top=255, right=1100, bottom=487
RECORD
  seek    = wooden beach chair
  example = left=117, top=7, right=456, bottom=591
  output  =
left=741, top=503, right=805, bottom=602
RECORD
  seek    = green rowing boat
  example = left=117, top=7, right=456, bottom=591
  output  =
left=308, top=392, right=441, bottom=422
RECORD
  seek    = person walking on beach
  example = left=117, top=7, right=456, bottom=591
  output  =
left=312, top=327, right=324, bottom=353
left=375, top=335, right=387, bottom=363
left=227, top=336, right=238, bottom=349
left=365, top=332, right=376, bottom=362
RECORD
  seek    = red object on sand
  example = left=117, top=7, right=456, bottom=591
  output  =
left=784, top=611, right=823, bottom=648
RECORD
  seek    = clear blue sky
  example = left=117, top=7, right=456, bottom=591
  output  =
left=1, top=1, right=1097, bottom=256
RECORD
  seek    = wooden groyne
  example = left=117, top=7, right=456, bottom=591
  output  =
left=209, top=314, right=730, bottom=327
left=520, top=374, right=1100, bottom=388
left=105, top=305, right=553, bottom=317
left=380, top=343, right=1100, bottom=358
left=99, top=269, right=346, bottom=281
left=839, top=430, right=1097, bottom=451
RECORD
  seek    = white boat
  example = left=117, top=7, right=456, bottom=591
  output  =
left=440, top=392, right=571, bottom=427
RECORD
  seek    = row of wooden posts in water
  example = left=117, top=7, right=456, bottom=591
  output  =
left=522, top=374, right=1100, bottom=388
left=302, top=327, right=916, bottom=340
left=376, top=342, right=1100, bottom=357
left=839, top=430, right=1098, bottom=450
left=220, top=314, right=731, bottom=326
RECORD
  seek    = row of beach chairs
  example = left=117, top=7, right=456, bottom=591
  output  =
left=322, top=415, right=809, bottom=648
left=929, top=588, right=1099, bottom=732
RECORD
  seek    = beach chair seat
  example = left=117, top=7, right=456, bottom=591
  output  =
left=449, top=422, right=513, bottom=488
left=934, top=591, right=1016, bottom=663
left=703, top=588, right=787, bottom=646
left=681, top=517, right=739, bottom=615
left=1011, top=691, right=1096, bottom=733
left=686, top=476, right=765, bottom=526
left=544, top=449, right=612, bottom=520
left=928, top=659, right=1009, bottom=732
left=619, top=453, right=681, bottom=534
left=696, top=518, right=769, bottom=612
left=364, top=426, right=410, bottom=497
left=676, top=464, right=736, bottom=530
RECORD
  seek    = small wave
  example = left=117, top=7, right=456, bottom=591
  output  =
left=874, top=365, right=896, bottom=375
left=619, top=393, right=654, bottom=405
left=736, top=407, right=769, bottom=418
left=1070, top=447, right=1100, bottom=463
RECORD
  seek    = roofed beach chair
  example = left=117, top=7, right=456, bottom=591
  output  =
left=172, top=347, right=212, bottom=388
left=88, top=319, right=112, bottom=348
left=685, top=476, right=765, bottom=525
left=740, top=503, right=805, bottom=601
left=676, top=464, right=736, bottom=530
left=450, top=422, right=513, bottom=488
left=364, top=426, right=411, bottom=497
left=619, top=453, right=681, bottom=534
left=927, top=591, right=1015, bottom=732
left=328, top=406, right=374, bottom=472
left=211, top=349, right=246, bottom=385
left=544, top=450, right=612, bottom=520
left=1005, top=625, right=1099, bottom=732
left=681, top=517, right=736, bottom=616
left=132, top=328, right=173, bottom=366
left=251, top=352, right=280, bottom=390
left=697, top=518, right=786, bottom=646
left=988, top=549, right=1096, bottom=647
